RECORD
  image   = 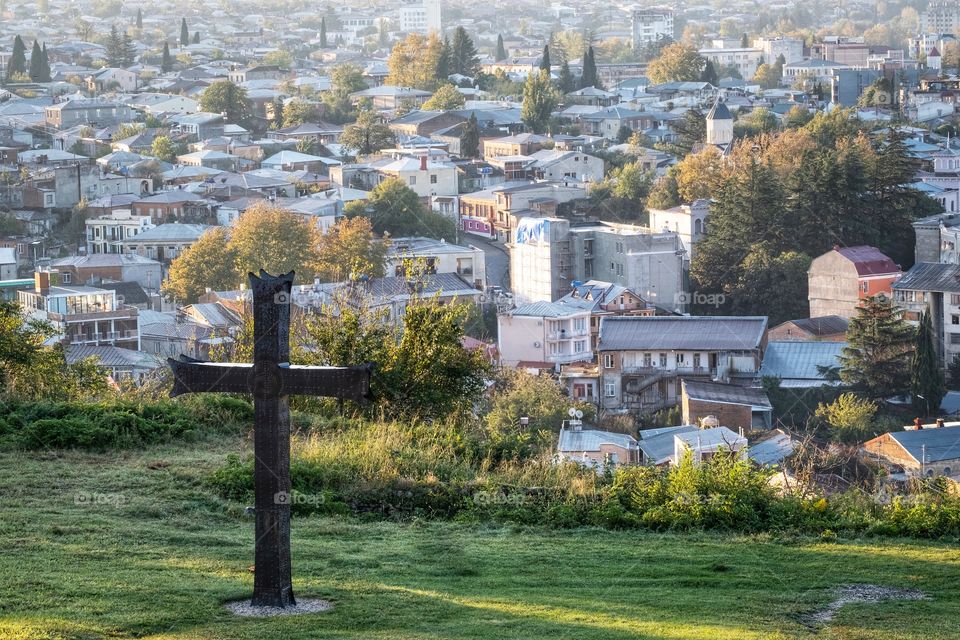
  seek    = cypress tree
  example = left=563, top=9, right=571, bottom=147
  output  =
left=580, top=46, right=598, bottom=89
left=450, top=26, right=479, bottom=77
left=495, top=34, right=507, bottom=61
left=558, top=60, right=574, bottom=93
left=436, top=36, right=451, bottom=81
left=136, top=7, right=142, bottom=29
left=460, top=113, right=479, bottom=158
left=28, top=40, right=43, bottom=81
left=192, top=31, right=200, bottom=44
left=741, top=33, right=749, bottom=48
left=6, top=35, right=27, bottom=82
left=161, top=41, right=173, bottom=72
left=180, top=18, right=189, bottom=47
left=540, top=44, right=551, bottom=72
left=911, top=307, right=946, bottom=415
left=320, top=17, right=327, bottom=48
left=39, top=42, right=50, bottom=82
left=700, top=59, right=718, bottom=86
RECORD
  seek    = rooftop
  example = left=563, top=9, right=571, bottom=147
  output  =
left=598, top=316, right=768, bottom=352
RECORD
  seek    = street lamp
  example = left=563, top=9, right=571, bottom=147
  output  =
left=917, top=394, right=930, bottom=419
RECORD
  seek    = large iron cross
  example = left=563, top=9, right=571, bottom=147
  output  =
left=168, top=270, right=372, bottom=608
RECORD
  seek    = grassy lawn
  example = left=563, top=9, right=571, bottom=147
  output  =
left=0, top=440, right=958, bottom=640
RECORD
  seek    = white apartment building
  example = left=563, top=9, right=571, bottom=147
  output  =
left=631, top=8, right=674, bottom=49
left=399, top=0, right=441, bottom=33
left=509, top=217, right=686, bottom=310
left=498, top=301, right=592, bottom=369
left=378, top=156, right=458, bottom=199
left=648, top=200, right=710, bottom=261
left=923, top=1, right=960, bottom=35
left=752, top=37, right=805, bottom=65
left=85, top=209, right=155, bottom=255
left=698, top=47, right=765, bottom=78
left=386, top=236, right=486, bottom=289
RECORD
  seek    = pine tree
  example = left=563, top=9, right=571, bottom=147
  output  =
left=700, top=59, right=718, bottom=86
left=136, top=7, right=142, bottom=29
left=839, top=295, right=915, bottom=398
left=28, top=40, right=43, bottom=81
left=460, top=113, right=479, bottom=157
left=558, top=60, right=574, bottom=94
left=580, top=46, right=598, bottom=89
left=6, top=35, right=26, bottom=82
left=193, top=31, right=200, bottom=44
left=106, top=25, right=123, bottom=67
left=436, top=36, right=451, bottom=81
left=161, top=41, right=173, bottom=72
left=540, top=44, right=551, bottom=72
left=123, top=32, right=137, bottom=66
left=450, top=26, right=479, bottom=77
left=320, top=17, right=328, bottom=48
left=741, top=33, right=749, bottom=48
left=180, top=18, right=189, bottom=47
left=911, top=307, right=945, bottom=415
left=495, top=34, right=507, bottom=62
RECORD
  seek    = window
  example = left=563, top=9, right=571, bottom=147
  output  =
left=953, top=315, right=959, bottom=325
left=574, top=317, right=586, bottom=332
left=430, top=174, right=437, bottom=184
left=950, top=333, right=960, bottom=345
left=952, top=294, right=960, bottom=306
left=643, top=353, right=652, bottom=367
left=603, top=354, right=614, bottom=368
left=60, top=272, right=72, bottom=284
left=409, top=176, right=417, bottom=185
left=604, top=382, right=616, bottom=397
left=659, top=353, right=667, bottom=367
left=860, top=282, right=869, bottom=294
left=693, top=353, right=701, bottom=369
left=574, top=340, right=586, bottom=353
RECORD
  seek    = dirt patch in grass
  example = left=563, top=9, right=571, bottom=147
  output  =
left=805, top=584, right=928, bottom=626
left=225, top=597, right=333, bottom=617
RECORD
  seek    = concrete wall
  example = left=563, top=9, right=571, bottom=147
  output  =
left=682, top=397, right=752, bottom=432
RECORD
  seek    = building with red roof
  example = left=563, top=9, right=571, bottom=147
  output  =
left=808, top=245, right=902, bottom=319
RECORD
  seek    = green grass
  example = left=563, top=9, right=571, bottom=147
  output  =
left=1, top=440, right=959, bottom=640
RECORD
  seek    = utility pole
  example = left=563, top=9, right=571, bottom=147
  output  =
left=921, top=444, right=927, bottom=477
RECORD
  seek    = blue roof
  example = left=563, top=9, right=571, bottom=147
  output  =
left=886, top=426, right=960, bottom=463
left=759, top=341, right=846, bottom=385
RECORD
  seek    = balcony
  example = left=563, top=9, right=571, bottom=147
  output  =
left=621, top=365, right=711, bottom=377
left=48, top=307, right=138, bottom=322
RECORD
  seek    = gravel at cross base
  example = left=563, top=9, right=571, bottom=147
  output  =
left=225, top=598, right=333, bottom=617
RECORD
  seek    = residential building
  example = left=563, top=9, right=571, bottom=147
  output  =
left=386, top=236, right=486, bottom=289
left=893, top=262, right=960, bottom=370
left=86, top=68, right=139, bottom=93
left=44, top=99, right=134, bottom=128
left=808, top=245, right=902, bottom=319
left=140, top=318, right=225, bottom=360
left=0, top=247, right=16, bottom=280
left=579, top=107, right=676, bottom=141
left=349, top=86, right=432, bottom=111
left=597, top=315, right=768, bottom=414
left=65, top=345, right=161, bottom=384
left=510, top=217, right=685, bottom=309
left=766, top=316, right=849, bottom=342
left=48, top=253, right=163, bottom=292
left=459, top=182, right=585, bottom=242
left=227, top=65, right=285, bottom=84
left=637, top=425, right=747, bottom=466
left=399, top=0, right=442, bottom=33
left=389, top=111, right=466, bottom=137
left=631, top=8, right=674, bottom=48
left=498, top=301, right=592, bottom=369
left=681, top=380, right=773, bottom=431
left=557, top=421, right=640, bottom=469
left=528, top=149, right=605, bottom=185
left=18, top=271, right=139, bottom=350
left=267, top=122, right=343, bottom=145
left=85, top=209, right=155, bottom=254
left=648, top=200, right=710, bottom=260
left=913, top=212, right=960, bottom=263
left=377, top=155, right=458, bottom=198
left=864, top=424, right=960, bottom=478
left=698, top=47, right=765, bottom=79
left=922, top=1, right=960, bottom=35
left=753, top=37, right=805, bottom=65
left=132, top=191, right=209, bottom=223
left=556, top=280, right=655, bottom=351
left=482, top=133, right=551, bottom=160
left=120, top=223, right=213, bottom=263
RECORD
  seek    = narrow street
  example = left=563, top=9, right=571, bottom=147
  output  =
left=462, top=233, right=510, bottom=293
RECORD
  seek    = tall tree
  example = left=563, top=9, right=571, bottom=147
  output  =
left=436, top=36, right=451, bottom=82
left=422, top=83, right=465, bottom=111
left=320, top=17, right=328, bottom=48
left=344, top=177, right=455, bottom=240
left=28, top=40, right=43, bottom=81
left=150, top=135, right=177, bottom=163
left=521, top=70, right=558, bottom=134
left=192, top=31, right=200, bottom=44
left=314, top=216, right=389, bottom=282
left=460, top=113, right=480, bottom=158
left=161, top=41, right=173, bottom=72
left=136, top=7, right=142, bottom=29
left=39, top=42, right=50, bottom=82
left=199, top=80, right=251, bottom=125
left=540, top=44, right=551, bottom=72
left=646, top=43, right=706, bottom=84
left=700, top=59, right=718, bottom=86
left=229, top=203, right=322, bottom=282
left=911, top=307, right=945, bottom=415
left=580, top=46, right=598, bottom=89
left=386, top=32, right=444, bottom=90
left=557, top=60, right=575, bottom=94
left=338, top=108, right=395, bottom=156
left=106, top=24, right=123, bottom=67
left=839, top=295, right=914, bottom=398
left=122, top=32, right=137, bottom=66
left=495, top=33, right=507, bottom=61
left=162, top=228, right=239, bottom=303
left=450, top=26, right=479, bottom=77
left=180, top=18, right=189, bottom=47
left=7, top=35, right=27, bottom=81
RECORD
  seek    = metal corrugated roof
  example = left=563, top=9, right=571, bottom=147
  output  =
left=558, top=428, right=638, bottom=453
left=598, top=316, right=767, bottom=351
left=682, top=380, right=772, bottom=409
left=893, top=262, right=960, bottom=294
left=885, top=426, right=960, bottom=463
left=759, top=341, right=846, bottom=382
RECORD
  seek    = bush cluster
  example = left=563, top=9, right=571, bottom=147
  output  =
left=0, top=396, right=252, bottom=450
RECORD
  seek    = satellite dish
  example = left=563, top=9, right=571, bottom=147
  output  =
left=568, top=407, right=577, bottom=417
left=575, top=410, right=583, bottom=419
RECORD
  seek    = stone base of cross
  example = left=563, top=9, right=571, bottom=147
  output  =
left=168, top=270, right=372, bottom=608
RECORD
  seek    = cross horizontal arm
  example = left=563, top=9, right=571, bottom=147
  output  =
left=168, top=357, right=373, bottom=402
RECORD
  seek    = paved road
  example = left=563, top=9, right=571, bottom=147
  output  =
left=464, top=234, right=510, bottom=292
